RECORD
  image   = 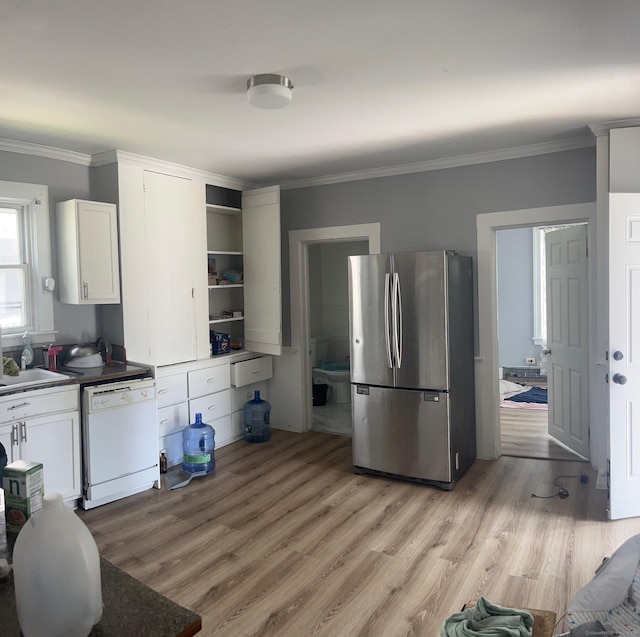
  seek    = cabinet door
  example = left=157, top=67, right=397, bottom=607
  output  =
left=0, top=422, right=19, bottom=464
left=21, top=411, right=81, bottom=502
left=142, top=171, right=208, bottom=365
left=56, top=199, right=120, bottom=304
left=242, top=186, right=282, bottom=355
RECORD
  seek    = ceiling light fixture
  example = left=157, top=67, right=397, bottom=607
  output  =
left=247, top=74, right=293, bottom=109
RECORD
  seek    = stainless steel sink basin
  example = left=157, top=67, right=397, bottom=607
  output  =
left=0, top=368, right=70, bottom=392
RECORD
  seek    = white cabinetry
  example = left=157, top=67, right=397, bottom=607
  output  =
left=207, top=185, right=282, bottom=356
left=154, top=354, right=273, bottom=466
left=56, top=199, right=120, bottom=304
left=0, top=385, right=81, bottom=504
left=101, top=161, right=209, bottom=366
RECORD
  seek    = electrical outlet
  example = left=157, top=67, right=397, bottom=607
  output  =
left=525, top=357, right=536, bottom=365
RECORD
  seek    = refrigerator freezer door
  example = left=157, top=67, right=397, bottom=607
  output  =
left=392, top=251, right=449, bottom=391
left=352, top=385, right=451, bottom=484
left=349, top=254, right=394, bottom=388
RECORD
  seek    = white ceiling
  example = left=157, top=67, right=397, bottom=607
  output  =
left=2, top=1, right=640, bottom=186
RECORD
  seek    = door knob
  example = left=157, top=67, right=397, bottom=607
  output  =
left=613, top=373, right=628, bottom=385
left=613, top=351, right=624, bottom=361
left=542, top=348, right=551, bottom=355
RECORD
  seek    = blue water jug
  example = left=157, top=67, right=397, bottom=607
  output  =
left=182, top=413, right=215, bottom=473
left=243, top=391, right=271, bottom=443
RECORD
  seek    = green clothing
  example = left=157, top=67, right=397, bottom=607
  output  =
left=441, top=597, right=534, bottom=637
left=2, top=356, right=19, bottom=377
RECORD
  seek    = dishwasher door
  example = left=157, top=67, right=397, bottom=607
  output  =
left=82, top=378, right=159, bottom=509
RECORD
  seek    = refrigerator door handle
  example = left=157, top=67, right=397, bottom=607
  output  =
left=384, top=272, right=393, bottom=368
left=394, top=272, right=403, bottom=367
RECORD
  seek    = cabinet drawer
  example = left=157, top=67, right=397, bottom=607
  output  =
left=231, top=382, right=268, bottom=413
left=157, top=402, right=189, bottom=437
left=189, top=389, right=230, bottom=422
left=230, top=356, right=273, bottom=388
left=156, top=373, right=188, bottom=408
left=188, top=364, right=230, bottom=399
left=0, top=385, right=79, bottom=423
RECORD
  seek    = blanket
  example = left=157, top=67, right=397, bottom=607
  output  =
left=505, top=386, right=547, bottom=404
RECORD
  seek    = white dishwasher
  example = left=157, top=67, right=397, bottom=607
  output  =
left=81, top=378, right=159, bottom=510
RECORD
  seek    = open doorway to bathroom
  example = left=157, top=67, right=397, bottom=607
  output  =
left=308, top=241, right=368, bottom=436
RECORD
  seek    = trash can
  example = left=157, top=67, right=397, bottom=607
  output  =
left=312, top=383, right=328, bottom=406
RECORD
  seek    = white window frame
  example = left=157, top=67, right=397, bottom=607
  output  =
left=0, top=180, right=55, bottom=348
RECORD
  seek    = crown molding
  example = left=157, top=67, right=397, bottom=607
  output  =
left=90, top=150, right=249, bottom=190
left=0, top=138, right=92, bottom=165
left=279, top=136, right=596, bottom=190
left=588, top=117, right=640, bottom=137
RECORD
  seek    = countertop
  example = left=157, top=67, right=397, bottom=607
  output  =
left=0, top=509, right=202, bottom=637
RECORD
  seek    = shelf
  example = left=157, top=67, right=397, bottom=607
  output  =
left=209, top=317, right=244, bottom=324
left=206, top=203, right=241, bottom=215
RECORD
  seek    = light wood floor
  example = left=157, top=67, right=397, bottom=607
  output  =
left=79, top=430, right=640, bottom=637
left=500, top=405, right=586, bottom=461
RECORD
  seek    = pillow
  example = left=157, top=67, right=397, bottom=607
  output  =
left=499, top=379, right=527, bottom=399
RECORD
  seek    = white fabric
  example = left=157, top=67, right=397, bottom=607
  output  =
left=499, top=379, right=528, bottom=400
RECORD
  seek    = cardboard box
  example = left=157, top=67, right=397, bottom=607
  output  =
left=3, top=460, right=44, bottom=533
left=211, top=331, right=231, bottom=355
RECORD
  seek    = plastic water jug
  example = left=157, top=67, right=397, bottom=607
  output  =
left=182, top=412, right=215, bottom=473
left=13, top=492, right=103, bottom=637
left=243, top=390, right=271, bottom=443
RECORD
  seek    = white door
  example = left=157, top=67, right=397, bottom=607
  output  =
left=241, top=186, right=282, bottom=355
left=609, top=193, right=640, bottom=519
left=545, top=225, right=589, bottom=458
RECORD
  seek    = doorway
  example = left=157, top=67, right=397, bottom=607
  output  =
left=289, top=223, right=381, bottom=434
left=475, top=202, right=596, bottom=461
left=496, top=223, right=588, bottom=461
left=308, top=240, right=368, bottom=436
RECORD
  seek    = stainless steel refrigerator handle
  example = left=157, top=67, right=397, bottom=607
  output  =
left=384, top=273, right=393, bottom=368
left=394, top=272, right=403, bottom=367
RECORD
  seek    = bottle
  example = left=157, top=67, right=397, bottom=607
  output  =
left=243, top=390, right=272, bottom=443
left=21, top=331, right=34, bottom=369
left=13, top=492, right=103, bottom=637
left=182, top=413, right=215, bottom=474
left=159, top=450, right=168, bottom=474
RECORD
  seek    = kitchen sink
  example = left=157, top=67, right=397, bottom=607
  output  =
left=0, top=368, right=70, bottom=392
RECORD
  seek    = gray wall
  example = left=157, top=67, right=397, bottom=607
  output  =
left=280, top=147, right=596, bottom=346
left=496, top=227, right=538, bottom=367
left=0, top=151, right=99, bottom=344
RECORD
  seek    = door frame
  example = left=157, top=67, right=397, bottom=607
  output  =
left=289, top=224, right=381, bottom=432
left=476, top=203, right=596, bottom=460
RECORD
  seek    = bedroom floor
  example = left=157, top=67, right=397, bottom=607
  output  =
left=500, top=405, right=587, bottom=461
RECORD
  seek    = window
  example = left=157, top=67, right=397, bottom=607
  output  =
left=0, top=181, right=55, bottom=348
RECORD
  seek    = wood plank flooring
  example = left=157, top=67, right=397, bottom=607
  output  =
left=500, top=405, right=586, bottom=461
left=78, top=430, right=640, bottom=637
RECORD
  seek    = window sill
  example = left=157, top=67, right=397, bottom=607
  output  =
left=1, top=330, right=58, bottom=349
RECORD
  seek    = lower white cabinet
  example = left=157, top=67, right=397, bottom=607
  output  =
left=0, top=385, right=81, bottom=504
left=154, top=354, right=273, bottom=467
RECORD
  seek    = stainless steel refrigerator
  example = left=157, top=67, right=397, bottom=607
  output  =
left=348, top=250, right=475, bottom=490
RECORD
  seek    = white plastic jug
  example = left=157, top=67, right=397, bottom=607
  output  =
left=13, top=492, right=103, bottom=637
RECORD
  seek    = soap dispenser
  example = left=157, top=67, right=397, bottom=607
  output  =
left=21, top=331, right=34, bottom=370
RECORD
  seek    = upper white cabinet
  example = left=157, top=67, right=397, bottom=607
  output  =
left=56, top=199, right=120, bottom=304
left=206, top=185, right=282, bottom=356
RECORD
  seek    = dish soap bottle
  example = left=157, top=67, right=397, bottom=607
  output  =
left=21, top=331, right=34, bottom=369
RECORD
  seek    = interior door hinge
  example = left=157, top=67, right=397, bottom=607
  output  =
left=605, top=373, right=609, bottom=383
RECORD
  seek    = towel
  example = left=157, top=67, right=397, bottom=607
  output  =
left=441, top=597, right=534, bottom=637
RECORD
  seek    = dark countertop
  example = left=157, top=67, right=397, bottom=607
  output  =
left=0, top=512, right=201, bottom=637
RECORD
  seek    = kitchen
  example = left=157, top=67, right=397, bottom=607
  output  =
left=1, top=3, right=640, bottom=633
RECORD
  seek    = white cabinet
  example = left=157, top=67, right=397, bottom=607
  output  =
left=56, top=199, right=120, bottom=304
left=207, top=185, right=282, bottom=356
left=0, top=385, right=81, bottom=504
left=107, top=163, right=209, bottom=366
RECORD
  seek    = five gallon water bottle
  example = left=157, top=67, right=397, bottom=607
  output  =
left=243, top=390, right=271, bottom=443
left=182, top=412, right=215, bottom=473
left=13, top=492, right=103, bottom=637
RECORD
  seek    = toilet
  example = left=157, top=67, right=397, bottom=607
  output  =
left=310, top=336, right=351, bottom=404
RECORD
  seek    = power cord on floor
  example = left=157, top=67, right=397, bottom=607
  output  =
left=531, top=473, right=589, bottom=499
